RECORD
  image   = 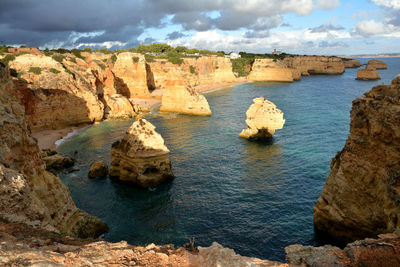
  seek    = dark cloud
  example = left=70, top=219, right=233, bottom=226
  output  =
left=166, top=31, right=186, bottom=40
left=244, top=30, right=270, bottom=38
left=310, top=23, right=345, bottom=33
left=318, top=41, right=348, bottom=48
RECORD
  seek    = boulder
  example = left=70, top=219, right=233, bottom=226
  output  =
left=88, top=160, right=108, bottom=178
left=42, top=153, right=75, bottom=171
left=367, top=59, right=387, bottom=69
left=356, top=67, right=381, bottom=80
left=239, top=97, right=285, bottom=139
left=110, top=119, right=174, bottom=187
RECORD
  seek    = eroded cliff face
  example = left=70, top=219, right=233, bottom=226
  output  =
left=314, top=76, right=400, bottom=242
left=283, top=56, right=345, bottom=76
left=0, top=65, right=108, bottom=238
left=367, top=59, right=387, bottom=69
left=356, top=67, right=381, bottom=80
left=247, top=59, right=296, bottom=82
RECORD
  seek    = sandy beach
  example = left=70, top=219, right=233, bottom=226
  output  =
left=32, top=125, right=88, bottom=150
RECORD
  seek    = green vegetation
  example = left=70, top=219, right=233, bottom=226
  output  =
left=0, top=46, right=8, bottom=54
left=132, top=57, right=139, bottom=63
left=144, top=54, right=155, bottom=62
left=102, top=58, right=108, bottom=63
left=83, top=47, right=92, bottom=53
left=167, top=50, right=183, bottom=65
left=129, top=46, right=137, bottom=53
left=98, top=63, right=106, bottom=70
left=189, top=65, right=196, bottom=74
left=52, top=54, right=65, bottom=63
left=231, top=57, right=254, bottom=77
left=0, top=54, right=16, bottom=66
left=70, top=57, right=76, bottom=63
left=64, top=68, right=72, bottom=74
left=71, top=49, right=85, bottom=59
left=44, top=48, right=52, bottom=56
left=49, top=68, right=61, bottom=74
left=111, top=54, right=117, bottom=63
left=29, top=67, right=42, bottom=75
left=52, top=48, right=69, bottom=54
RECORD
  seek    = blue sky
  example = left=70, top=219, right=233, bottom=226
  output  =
left=1, top=0, right=400, bottom=55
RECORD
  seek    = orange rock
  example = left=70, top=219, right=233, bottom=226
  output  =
left=356, top=67, right=381, bottom=80
left=247, top=59, right=295, bottom=82
left=367, top=59, right=387, bottom=69
left=344, top=59, right=361, bottom=68
left=284, top=56, right=345, bottom=76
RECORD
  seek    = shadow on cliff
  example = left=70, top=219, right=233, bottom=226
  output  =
left=146, top=63, right=156, bottom=93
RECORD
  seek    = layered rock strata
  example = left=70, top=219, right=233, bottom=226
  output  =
left=247, top=59, right=296, bottom=82
left=110, top=119, right=174, bottom=187
left=283, top=56, right=345, bottom=76
left=0, top=65, right=108, bottom=238
left=314, top=76, right=400, bottom=242
left=240, top=97, right=285, bottom=139
left=367, top=59, right=387, bottom=69
left=344, top=59, right=361, bottom=68
left=356, top=67, right=381, bottom=80
left=160, top=69, right=212, bottom=116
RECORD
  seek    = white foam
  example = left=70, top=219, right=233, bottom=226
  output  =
left=55, top=126, right=89, bottom=147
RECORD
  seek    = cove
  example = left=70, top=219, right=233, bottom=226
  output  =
left=57, top=58, right=399, bottom=261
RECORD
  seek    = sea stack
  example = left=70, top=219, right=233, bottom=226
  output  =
left=344, top=59, right=361, bottom=68
left=110, top=119, right=174, bottom=187
left=314, top=76, right=400, bottom=242
left=367, top=59, right=387, bottom=69
left=239, top=97, right=285, bottom=139
left=356, top=67, right=381, bottom=80
left=160, top=69, right=212, bottom=116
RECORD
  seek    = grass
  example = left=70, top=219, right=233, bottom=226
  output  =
left=50, top=68, right=61, bottom=74
left=29, top=67, right=42, bottom=75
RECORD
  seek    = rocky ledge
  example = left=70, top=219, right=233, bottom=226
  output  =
left=110, top=119, right=174, bottom=187
left=240, top=97, right=285, bottom=139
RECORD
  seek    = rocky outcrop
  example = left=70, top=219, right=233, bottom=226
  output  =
left=344, top=59, right=361, bottom=68
left=0, top=65, right=108, bottom=238
left=110, top=119, right=174, bottom=187
left=367, top=59, right=387, bottom=69
left=283, top=56, right=345, bottom=76
left=356, top=67, right=381, bottom=80
left=103, top=94, right=137, bottom=119
left=160, top=68, right=212, bottom=116
left=88, top=160, right=108, bottom=178
left=41, top=152, right=75, bottom=171
left=286, top=233, right=400, bottom=266
left=240, top=97, right=285, bottom=139
left=247, top=59, right=296, bottom=82
left=314, top=76, right=400, bottom=242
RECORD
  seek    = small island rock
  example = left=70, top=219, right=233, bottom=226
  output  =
left=88, top=160, right=109, bottom=178
left=356, top=67, right=381, bottom=80
left=366, top=59, right=387, bottom=69
left=110, top=119, right=174, bottom=187
left=239, top=97, right=285, bottom=139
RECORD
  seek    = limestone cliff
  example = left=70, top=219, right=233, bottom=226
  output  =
left=314, top=76, right=400, bottom=242
left=367, top=59, right=387, bottom=69
left=344, top=59, right=361, bottom=68
left=110, top=119, right=174, bottom=187
left=356, top=67, right=381, bottom=80
left=0, top=65, right=108, bottom=238
left=240, top=97, right=285, bottom=139
left=247, top=58, right=296, bottom=82
left=160, top=68, right=212, bottom=116
left=283, top=56, right=345, bottom=76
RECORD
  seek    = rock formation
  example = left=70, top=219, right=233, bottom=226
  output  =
left=367, top=59, right=387, bottom=69
left=88, top=160, right=108, bottom=178
left=247, top=59, right=296, bottom=82
left=110, top=119, right=174, bottom=187
left=41, top=150, right=75, bottom=171
left=283, top=56, right=345, bottom=76
left=356, top=67, right=381, bottom=80
left=344, top=59, right=361, bottom=68
left=314, top=76, right=400, bottom=242
left=0, top=65, right=108, bottom=238
left=240, top=97, right=285, bottom=139
left=160, top=68, right=212, bottom=116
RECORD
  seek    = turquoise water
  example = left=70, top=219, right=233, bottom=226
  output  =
left=57, top=58, right=399, bottom=261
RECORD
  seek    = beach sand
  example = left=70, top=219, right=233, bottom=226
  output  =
left=32, top=125, right=87, bottom=150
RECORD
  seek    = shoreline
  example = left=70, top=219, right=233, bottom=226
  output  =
left=33, top=80, right=246, bottom=150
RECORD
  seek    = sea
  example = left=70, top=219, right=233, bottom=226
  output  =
left=57, top=58, right=400, bottom=261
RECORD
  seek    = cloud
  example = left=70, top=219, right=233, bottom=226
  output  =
left=280, top=23, right=292, bottom=27
left=318, top=40, right=348, bottom=47
left=310, top=23, right=345, bottom=33
left=243, top=30, right=270, bottom=38
left=372, top=0, right=400, bottom=9
left=166, top=31, right=186, bottom=40
left=354, top=19, right=387, bottom=37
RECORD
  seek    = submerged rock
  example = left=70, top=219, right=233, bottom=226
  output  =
left=367, top=59, right=387, bottom=69
left=240, top=97, right=285, bottom=139
left=110, top=119, right=174, bottom=187
left=314, top=76, right=400, bottom=242
left=88, top=160, right=108, bottom=178
left=356, top=67, right=381, bottom=80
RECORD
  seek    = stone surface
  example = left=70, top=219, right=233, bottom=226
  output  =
left=103, top=94, right=136, bottom=119
left=160, top=68, right=212, bottom=116
left=110, top=119, right=174, bottom=187
left=356, top=67, right=381, bottom=80
left=367, top=59, right=387, bottom=69
left=247, top=59, right=295, bottom=82
left=314, top=76, right=400, bottom=243
left=283, top=56, right=345, bottom=76
left=344, top=59, right=361, bottom=68
left=42, top=153, right=75, bottom=171
left=286, top=234, right=400, bottom=267
left=0, top=65, right=108, bottom=238
left=240, top=97, right=285, bottom=139
left=88, top=160, right=108, bottom=178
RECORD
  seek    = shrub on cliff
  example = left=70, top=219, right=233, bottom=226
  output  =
left=144, top=54, right=155, bottom=62
left=132, top=57, right=139, bottom=63
left=71, top=49, right=85, bottom=60
left=167, top=50, right=183, bottom=65
left=111, top=54, right=117, bottom=63
left=52, top=54, right=65, bottom=63
left=0, top=46, right=8, bottom=54
left=0, top=54, right=16, bottom=66
left=50, top=68, right=61, bottom=74
left=189, top=65, right=197, bottom=74
left=231, top=58, right=254, bottom=77
left=29, top=67, right=42, bottom=75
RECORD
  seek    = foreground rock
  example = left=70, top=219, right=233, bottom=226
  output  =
left=314, top=76, right=400, bottom=242
left=110, top=119, right=174, bottom=187
left=367, top=59, right=387, bottom=69
left=286, top=233, right=400, bottom=266
left=40, top=149, right=75, bottom=171
left=0, top=65, right=108, bottom=238
left=344, top=59, right=361, bottom=68
left=356, top=67, right=381, bottom=80
left=160, top=69, right=212, bottom=115
left=283, top=56, right=345, bottom=76
left=88, top=160, right=108, bottom=178
left=240, top=97, right=285, bottom=139
left=247, top=59, right=297, bottom=82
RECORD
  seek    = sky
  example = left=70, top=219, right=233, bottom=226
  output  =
left=1, top=0, right=400, bottom=55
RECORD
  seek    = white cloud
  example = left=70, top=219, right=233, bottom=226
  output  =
left=354, top=19, right=387, bottom=36
left=77, top=41, right=127, bottom=49
left=372, top=0, right=400, bottom=9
